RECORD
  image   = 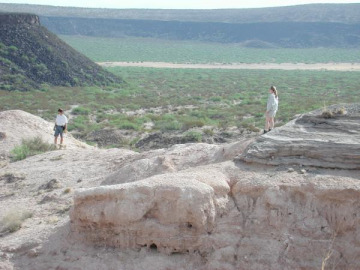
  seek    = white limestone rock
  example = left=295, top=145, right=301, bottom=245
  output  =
left=71, top=169, right=231, bottom=254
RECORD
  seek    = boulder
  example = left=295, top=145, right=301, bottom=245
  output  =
left=71, top=169, right=231, bottom=254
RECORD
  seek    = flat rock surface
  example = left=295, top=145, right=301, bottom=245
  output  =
left=238, top=104, right=360, bottom=169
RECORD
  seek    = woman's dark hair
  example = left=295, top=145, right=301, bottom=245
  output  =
left=58, top=108, right=64, bottom=113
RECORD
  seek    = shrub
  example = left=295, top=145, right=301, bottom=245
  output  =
left=0, top=210, right=33, bottom=233
left=184, top=131, right=202, bottom=142
left=0, top=172, right=25, bottom=183
left=203, top=128, right=214, bottom=136
left=321, top=110, right=334, bottom=119
left=118, top=120, right=139, bottom=130
left=210, top=96, right=222, bottom=102
left=182, top=119, right=205, bottom=130
left=335, top=107, right=347, bottom=115
left=69, top=115, right=88, bottom=131
left=72, top=106, right=91, bottom=115
left=10, top=137, right=56, bottom=161
left=155, top=120, right=182, bottom=131
left=239, top=119, right=260, bottom=132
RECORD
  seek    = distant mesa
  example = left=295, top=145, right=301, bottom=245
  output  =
left=0, top=13, right=122, bottom=91
left=2, top=3, right=360, bottom=48
left=0, top=12, right=40, bottom=25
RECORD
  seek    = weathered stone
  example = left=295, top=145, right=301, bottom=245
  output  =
left=230, top=176, right=360, bottom=269
left=238, top=104, right=360, bottom=169
left=102, top=140, right=252, bottom=186
left=71, top=170, right=231, bottom=254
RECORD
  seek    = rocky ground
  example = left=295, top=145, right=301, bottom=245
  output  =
left=0, top=105, right=359, bottom=270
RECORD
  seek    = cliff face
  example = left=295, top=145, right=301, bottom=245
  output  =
left=40, top=17, right=360, bottom=48
left=0, top=13, right=40, bottom=25
left=0, top=13, right=122, bottom=91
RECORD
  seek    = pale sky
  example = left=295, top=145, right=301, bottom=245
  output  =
left=1, top=0, right=359, bottom=9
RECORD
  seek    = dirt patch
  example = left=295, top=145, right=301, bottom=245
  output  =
left=98, top=62, right=360, bottom=71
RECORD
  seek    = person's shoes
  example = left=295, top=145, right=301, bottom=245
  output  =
left=269, top=128, right=272, bottom=132
left=263, top=129, right=268, bottom=134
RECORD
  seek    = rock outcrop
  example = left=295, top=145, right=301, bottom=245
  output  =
left=0, top=13, right=40, bottom=25
left=238, top=104, right=360, bottom=169
left=1, top=108, right=360, bottom=270
left=102, top=140, right=253, bottom=186
left=70, top=162, right=360, bottom=269
left=71, top=169, right=230, bottom=254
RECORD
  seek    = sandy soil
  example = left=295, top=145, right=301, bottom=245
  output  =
left=98, top=62, right=360, bottom=71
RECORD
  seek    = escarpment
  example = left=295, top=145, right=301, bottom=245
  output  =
left=70, top=162, right=360, bottom=269
left=0, top=12, right=40, bottom=25
left=67, top=104, right=360, bottom=270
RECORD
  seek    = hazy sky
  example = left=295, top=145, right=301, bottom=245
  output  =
left=1, top=0, right=360, bottom=9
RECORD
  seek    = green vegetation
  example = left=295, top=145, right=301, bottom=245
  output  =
left=61, top=36, right=360, bottom=64
left=0, top=20, right=121, bottom=91
left=10, top=137, right=56, bottom=161
left=184, top=131, right=203, bottom=142
left=1, top=67, right=360, bottom=149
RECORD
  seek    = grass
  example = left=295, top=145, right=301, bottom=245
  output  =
left=0, top=209, right=33, bottom=233
left=1, top=67, right=360, bottom=148
left=10, top=137, right=56, bottom=161
left=60, top=35, right=360, bottom=64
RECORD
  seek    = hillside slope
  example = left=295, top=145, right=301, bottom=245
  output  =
left=0, top=13, right=122, bottom=91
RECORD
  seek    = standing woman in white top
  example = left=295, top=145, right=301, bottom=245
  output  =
left=264, top=86, right=278, bottom=133
left=54, top=108, right=68, bottom=146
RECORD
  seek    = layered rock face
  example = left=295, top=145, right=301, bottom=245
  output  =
left=0, top=13, right=40, bottom=25
left=70, top=163, right=360, bottom=269
left=68, top=104, right=360, bottom=269
left=238, top=104, right=360, bottom=169
left=102, top=140, right=252, bottom=186
left=71, top=169, right=230, bottom=254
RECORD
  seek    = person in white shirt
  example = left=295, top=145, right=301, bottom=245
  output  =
left=54, top=108, right=68, bottom=146
left=264, top=86, right=279, bottom=134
